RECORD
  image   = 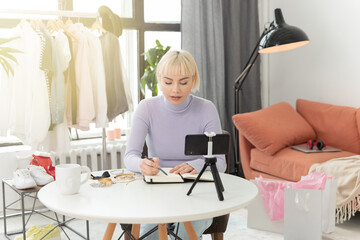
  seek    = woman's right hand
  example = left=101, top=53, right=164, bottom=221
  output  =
left=140, top=157, right=160, bottom=176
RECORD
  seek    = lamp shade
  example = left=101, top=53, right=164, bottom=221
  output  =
left=258, top=8, right=309, bottom=54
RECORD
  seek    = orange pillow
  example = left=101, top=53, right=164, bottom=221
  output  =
left=297, top=99, right=360, bottom=153
left=233, top=102, right=316, bottom=155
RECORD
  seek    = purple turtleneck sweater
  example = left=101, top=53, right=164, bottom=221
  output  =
left=124, top=94, right=226, bottom=173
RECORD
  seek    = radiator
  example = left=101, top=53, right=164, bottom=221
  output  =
left=55, top=142, right=127, bottom=172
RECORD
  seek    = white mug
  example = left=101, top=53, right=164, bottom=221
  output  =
left=55, top=164, right=91, bottom=195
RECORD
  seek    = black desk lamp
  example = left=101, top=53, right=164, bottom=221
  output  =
left=234, top=8, right=310, bottom=175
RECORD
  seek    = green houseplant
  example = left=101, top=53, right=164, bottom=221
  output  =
left=140, top=40, right=170, bottom=96
left=0, top=37, right=21, bottom=77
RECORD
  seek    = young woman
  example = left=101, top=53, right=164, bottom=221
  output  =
left=124, top=49, right=226, bottom=239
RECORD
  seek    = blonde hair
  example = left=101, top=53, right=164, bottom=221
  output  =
left=156, top=50, right=200, bottom=92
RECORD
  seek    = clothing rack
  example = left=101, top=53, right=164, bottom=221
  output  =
left=0, top=9, right=109, bottom=171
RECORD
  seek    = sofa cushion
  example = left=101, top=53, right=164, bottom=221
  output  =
left=249, top=147, right=355, bottom=182
left=233, top=102, right=316, bottom=155
left=296, top=99, right=360, bottom=154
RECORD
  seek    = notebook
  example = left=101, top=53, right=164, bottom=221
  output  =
left=291, top=144, right=341, bottom=153
left=143, top=168, right=214, bottom=184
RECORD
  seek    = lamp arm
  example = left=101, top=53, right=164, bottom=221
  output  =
left=235, top=53, right=259, bottom=90
left=234, top=23, right=273, bottom=90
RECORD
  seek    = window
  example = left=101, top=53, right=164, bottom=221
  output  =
left=0, top=0, right=181, bottom=145
left=145, top=31, right=181, bottom=51
left=73, top=0, right=133, bottom=18
left=144, top=0, right=181, bottom=23
left=0, top=0, right=57, bottom=20
left=0, top=0, right=57, bottom=12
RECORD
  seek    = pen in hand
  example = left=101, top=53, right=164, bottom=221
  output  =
left=147, top=157, right=168, bottom=176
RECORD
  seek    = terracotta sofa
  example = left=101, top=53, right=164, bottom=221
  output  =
left=232, top=99, right=360, bottom=181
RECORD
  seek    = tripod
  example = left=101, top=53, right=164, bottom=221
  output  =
left=186, top=133, right=225, bottom=201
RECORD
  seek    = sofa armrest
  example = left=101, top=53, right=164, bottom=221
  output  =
left=238, top=133, right=256, bottom=180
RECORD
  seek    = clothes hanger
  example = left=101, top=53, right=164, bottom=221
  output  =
left=18, top=18, right=27, bottom=29
left=91, top=17, right=107, bottom=34
left=37, top=19, right=43, bottom=29
left=65, top=18, right=73, bottom=28
left=56, top=19, right=65, bottom=29
left=30, top=19, right=37, bottom=30
left=30, top=19, right=43, bottom=30
left=46, top=19, right=58, bottom=33
left=59, top=18, right=79, bottom=42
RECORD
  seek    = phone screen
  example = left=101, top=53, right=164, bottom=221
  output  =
left=184, top=133, right=230, bottom=155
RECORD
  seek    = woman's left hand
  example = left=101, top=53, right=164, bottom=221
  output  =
left=170, top=163, right=197, bottom=175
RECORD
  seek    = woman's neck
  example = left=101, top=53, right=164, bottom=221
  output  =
left=162, top=94, right=192, bottom=112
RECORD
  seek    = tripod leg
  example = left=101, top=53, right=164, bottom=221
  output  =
left=211, top=164, right=224, bottom=192
left=210, top=164, right=224, bottom=201
left=187, top=163, right=208, bottom=196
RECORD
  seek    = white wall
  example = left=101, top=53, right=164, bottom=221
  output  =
left=260, top=0, right=360, bottom=108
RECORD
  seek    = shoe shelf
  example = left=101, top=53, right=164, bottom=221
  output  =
left=1, top=179, right=90, bottom=240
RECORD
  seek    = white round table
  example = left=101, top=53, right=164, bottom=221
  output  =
left=38, top=172, right=257, bottom=239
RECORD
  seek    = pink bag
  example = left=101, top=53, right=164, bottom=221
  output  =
left=292, top=172, right=328, bottom=190
left=257, top=172, right=330, bottom=221
left=257, top=176, right=293, bottom=220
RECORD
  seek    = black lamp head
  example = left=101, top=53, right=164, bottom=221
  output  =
left=258, top=8, right=309, bottom=54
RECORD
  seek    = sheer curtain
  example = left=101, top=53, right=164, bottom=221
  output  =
left=181, top=0, right=261, bottom=174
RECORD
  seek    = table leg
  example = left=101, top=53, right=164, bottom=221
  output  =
left=131, top=224, right=140, bottom=238
left=21, top=192, right=26, bottom=240
left=102, top=223, right=116, bottom=240
left=183, top=221, right=198, bottom=240
left=86, top=220, right=90, bottom=240
left=158, top=224, right=168, bottom=240
left=2, top=181, right=7, bottom=237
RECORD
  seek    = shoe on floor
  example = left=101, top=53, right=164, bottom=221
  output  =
left=27, top=165, right=54, bottom=186
left=27, top=224, right=61, bottom=240
left=12, top=169, right=37, bottom=190
left=15, top=224, right=61, bottom=240
left=14, top=225, right=38, bottom=240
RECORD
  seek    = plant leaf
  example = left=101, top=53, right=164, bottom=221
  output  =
left=139, top=75, right=147, bottom=95
left=0, top=56, right=16, bottom=78
left=140, top=40, right=171, bottom=97
left=152, top=71, right=158, bottom=95
left=156, top=40, right=163, bottom=48
left=0, top=37, right=20, bottom=77
left=0, top=36, right=20, bottom=45
left=147, top=71, right=156, bottom=90
left=0, top=58, right=11, bottom=77
left=144, top=60, right=150, bottom=69
left=145, top=48, right=156, bottom=67
left=0, top=46, right=22, bottom=53
left=153, top=85, right=158, bottom=96
left=0, top=50, right=18, bottom=63
left=8, top=62, right=14, bottom=76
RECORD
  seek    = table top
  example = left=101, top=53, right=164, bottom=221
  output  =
left=38, top=171, right=258, bottom=224
left=2, top=179, right=43, bottom=193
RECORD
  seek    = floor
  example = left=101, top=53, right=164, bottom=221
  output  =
left=1, top=208, right=360, bottom=240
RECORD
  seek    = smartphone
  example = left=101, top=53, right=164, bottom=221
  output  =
left=184, top=133, right=230, bottom=155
